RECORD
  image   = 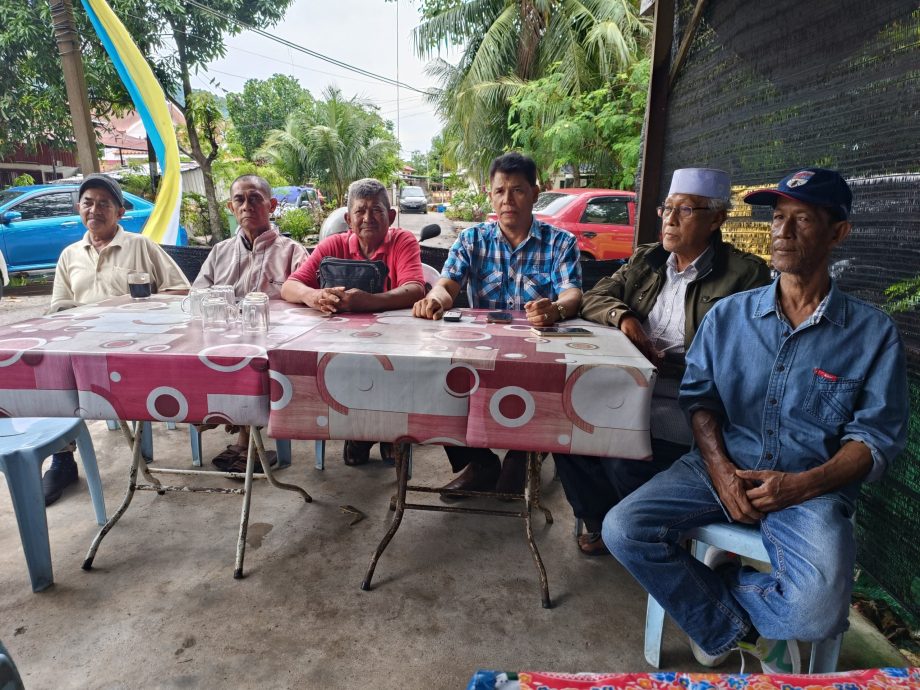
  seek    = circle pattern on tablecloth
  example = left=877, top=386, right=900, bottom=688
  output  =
left=102, top=339, right=137, bottom=349
left=444, top=363, right=479, bottom=398
left=269, top=370, right=293, bottom=410
left=141, top=345, right=171, bottom=353
left=557, top=434, right=571, bottom=445
left=0, top=337, right=46, bottom=367
left=434, top=329, right=490, bottom=343
left=489, top=386, right=535, bottom=428
left=505, top=325, right=532, bottom=331
left=316, top=415, right=328, bottom=427
left=353, top=331, right=382, bottom=338
left=315, top=328, right=340, bottom=334
left=117, top=301, right=169, bottom=311
left=567, top=342, right=599, bottom=350
left=525, top=337, right=549, bottom=344
left=503, top=353, right=526, bottom=359
left=198, top=343, right=266, bottom=372
left=110, top=372, right=121, bottom=382
left=146, top=387, right=188, bottom=422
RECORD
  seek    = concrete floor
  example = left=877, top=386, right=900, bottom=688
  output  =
left=0, top=423, right=907, bottom=689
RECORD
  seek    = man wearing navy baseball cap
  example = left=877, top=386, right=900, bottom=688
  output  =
left=603, top=168, right=908, bottom=673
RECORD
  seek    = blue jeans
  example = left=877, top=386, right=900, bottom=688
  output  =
left=603, top=456, right=856, bottom=656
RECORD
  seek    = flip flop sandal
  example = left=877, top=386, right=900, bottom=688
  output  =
left=225, top=450, right=278, bottom=476
left=578, top=532, right=611, bottom=557
left=212, top=445, right=246, bottom=471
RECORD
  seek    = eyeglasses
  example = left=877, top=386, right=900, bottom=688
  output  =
left=656, top=205, right=711, bottom=219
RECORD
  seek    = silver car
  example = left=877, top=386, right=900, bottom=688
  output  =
left=398, top=186, right=428, bottom=214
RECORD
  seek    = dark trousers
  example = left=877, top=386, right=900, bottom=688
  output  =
left=554, top=438, right=689, bottom=533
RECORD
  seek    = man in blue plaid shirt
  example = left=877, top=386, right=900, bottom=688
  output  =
left=414, top=151, right=583, bottom=495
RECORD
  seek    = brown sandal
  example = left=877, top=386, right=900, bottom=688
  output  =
left=578, top=532, right=611, bottom=557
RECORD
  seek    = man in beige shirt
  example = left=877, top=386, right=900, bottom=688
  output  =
left=49, top=176, right=188, bottom=314
left=193, top=174, right=307, bottom=471
left=43, top=174, right=189, bottom=504
left=193, top=174, right=306, bottom=299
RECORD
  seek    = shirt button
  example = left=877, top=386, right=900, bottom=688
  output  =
left=776, top=364, right=785, bottom=372
left=765, top=452, right=774, bottom=459
left=769, top=398, right=777, bottom=405
left=766, top=429, right=774, bottom=436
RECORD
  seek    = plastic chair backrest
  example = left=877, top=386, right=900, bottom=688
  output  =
left=421, top=264, right=440, bottom=293
left=319, top=207, right=349, bottom=240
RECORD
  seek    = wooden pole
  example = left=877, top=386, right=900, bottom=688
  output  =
left=635, top=0, right=675, bottom=246
left=48, top=0, right=100, bottom=175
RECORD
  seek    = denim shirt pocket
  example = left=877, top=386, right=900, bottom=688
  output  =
left=803, top=371, right=864, bottom=426
left=521, top=272, right=554, bottom=301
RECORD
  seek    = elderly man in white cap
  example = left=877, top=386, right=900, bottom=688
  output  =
left=553, top=168, right=771, bottom=556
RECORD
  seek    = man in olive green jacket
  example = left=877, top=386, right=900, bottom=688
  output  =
left=557, top=168, right=771, bottom=555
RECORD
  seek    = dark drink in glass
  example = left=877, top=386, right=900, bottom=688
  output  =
left=128, top=271, right=151, bottom=300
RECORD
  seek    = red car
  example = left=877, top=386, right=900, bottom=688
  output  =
left=488, top=188, right=636, bottom=260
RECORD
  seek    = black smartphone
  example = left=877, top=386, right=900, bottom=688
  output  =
left=487, top=311, right=513, bottom=324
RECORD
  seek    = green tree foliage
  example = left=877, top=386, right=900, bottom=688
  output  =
left=226, top=74, right=313, bottom=160
left=258, top=86, right=400, bottom=205
left=509, top=57, right=649, bottom=188
left=0, top=0, right=146, bottom=155
left=414, top=0, right=650, bottom=179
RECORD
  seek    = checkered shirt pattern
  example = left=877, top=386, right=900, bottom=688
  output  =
left=441, top=218, right=582, bottom=310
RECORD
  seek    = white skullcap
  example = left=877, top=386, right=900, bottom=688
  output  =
left=668, top=168, right=731, bottom=200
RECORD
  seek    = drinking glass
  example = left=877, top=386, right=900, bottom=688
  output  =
left=210, top=284, right=236, bottom=306
left=128, top=271, right=151, bottom=300
left=241, top=292, right=270, bottom=333
left=202, top=296, right=235, bottom=331
left=181, top=287, right=210, bottom=319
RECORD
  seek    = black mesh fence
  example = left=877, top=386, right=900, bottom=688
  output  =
left=654, top=1, right=920, bottom=616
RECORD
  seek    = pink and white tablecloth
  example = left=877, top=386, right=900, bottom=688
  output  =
left=0, top=296, right=321, bottom=426
left=267, top=310, right=655, bottom=459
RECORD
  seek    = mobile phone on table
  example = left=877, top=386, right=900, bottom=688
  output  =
left=487, top=311, right=513, bottom=324
left=443, top=310, right=462, bottom=322
left=530, top=326, right=593, bottom=337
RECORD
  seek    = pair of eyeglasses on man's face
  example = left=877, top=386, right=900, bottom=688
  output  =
left=656, top=205, right=712, bottom=219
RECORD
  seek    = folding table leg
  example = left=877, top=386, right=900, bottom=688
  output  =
left=361, top=444, right=411, bottom=591
left=234, top=434, right=257, bottom=579
left=524, top=451, right=551, bottom=608
left=83, top=420, right=145, bottom=570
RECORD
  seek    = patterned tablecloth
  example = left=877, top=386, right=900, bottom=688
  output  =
left=0, top=299, right=655, bottom=459
left=267, top=309, right=655, bottom=458
left=0, top=296, right=319, bottom=425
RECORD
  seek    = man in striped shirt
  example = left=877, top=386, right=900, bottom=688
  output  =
left=414, top=152, right=582, bottom=495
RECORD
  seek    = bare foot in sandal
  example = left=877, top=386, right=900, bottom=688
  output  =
left=578, top=532, right=610, bottom=556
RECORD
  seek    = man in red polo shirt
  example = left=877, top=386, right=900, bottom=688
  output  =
left=281, top=177, right=425, bottom=465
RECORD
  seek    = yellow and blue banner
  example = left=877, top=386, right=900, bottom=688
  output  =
left=81, top=0, right=182, bottom=245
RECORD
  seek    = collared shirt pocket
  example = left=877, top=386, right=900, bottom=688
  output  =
left=803, top=370, right=863, bottom=426
left=521, top=272, right=554, bottom=301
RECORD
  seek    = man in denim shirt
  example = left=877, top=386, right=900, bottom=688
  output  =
left=604, top=169, right=908, bottom=673
left=414, top=152, right=582, bottom=494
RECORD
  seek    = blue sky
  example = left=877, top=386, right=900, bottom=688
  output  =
left=204, top=0, right=456, bottom=156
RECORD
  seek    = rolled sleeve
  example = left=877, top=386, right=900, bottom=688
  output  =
left=679, top=310, right=728, bottom=420
left=839, top=331, right=909, bottom=482
left=552, top=234, right=582, bottom=292
left=441, top=233, right=472, bottom=285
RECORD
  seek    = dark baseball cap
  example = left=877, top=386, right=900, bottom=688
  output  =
left=78, top=174, right=124, bottom=208
left=744, top=168, right=852, bottom=220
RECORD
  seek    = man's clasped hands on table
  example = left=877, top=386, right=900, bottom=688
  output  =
left=41, top=155, right=908, bottom=676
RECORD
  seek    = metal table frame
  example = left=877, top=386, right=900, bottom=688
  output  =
left=82, top=421, right=311, bottom=578
left=361, top=446, right=556, bottom=608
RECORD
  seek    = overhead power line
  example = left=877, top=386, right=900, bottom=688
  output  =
left=183, top=0, right=433, bottom=96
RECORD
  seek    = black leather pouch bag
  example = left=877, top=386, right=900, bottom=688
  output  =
left=318, top=258, right=389, bottom=293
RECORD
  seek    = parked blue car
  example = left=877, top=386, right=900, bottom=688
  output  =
left=0, top=184, right=188, bottom=273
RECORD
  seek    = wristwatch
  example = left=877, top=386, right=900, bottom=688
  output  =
left=554, top=302, right=566, bottom=322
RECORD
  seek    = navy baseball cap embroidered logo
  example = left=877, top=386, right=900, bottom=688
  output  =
left=743, top=168, right=853, bottom=220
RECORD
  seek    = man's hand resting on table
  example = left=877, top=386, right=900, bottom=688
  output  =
left=618, top=315, right=664, bottom=367
left=413, top=294, right=445, bottom=320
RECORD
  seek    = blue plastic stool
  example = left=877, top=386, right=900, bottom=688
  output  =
left=644, top=522, right=843, bottom=672
left=0, top=418, right=107, bottom=592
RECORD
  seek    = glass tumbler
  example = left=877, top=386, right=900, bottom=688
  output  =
left=128, top=271, right=151, bottom=300
left=181, top=287, right=210, bottom=319
left=241, top=292, right=270, bottom=333
left=202, top=296, right=235, bottom=331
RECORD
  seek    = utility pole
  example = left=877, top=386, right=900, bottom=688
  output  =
left=49, top=0, right=100, bottom=175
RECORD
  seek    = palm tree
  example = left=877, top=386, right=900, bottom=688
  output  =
left=415, top=0, right=649, bottom=178
left=257, top=87, right=399, bottom=203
